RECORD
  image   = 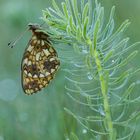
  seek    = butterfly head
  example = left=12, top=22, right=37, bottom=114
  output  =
left=28, top=23, right=41, bottom=31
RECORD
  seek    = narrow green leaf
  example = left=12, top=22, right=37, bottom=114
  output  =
left=109, top=41, right=140, bottom=60
left=82, top=3, right=89, bottom=24
left=131, top=68, right=140, bottom=76
left=66, top=25, right=72, bottom=35
left=103, top=50, right=114, bottom=63
left=42, top=9, right=50, bottom=18
left=69, top=15, right=76, bottom=34
left=62, top=2, right=69, bottom=19
left=108, top=6, right=115, bottom=24
left=123, top=83, right=135, bottom=100
left=64, top=108, right=76, bottom=118
left=85, top=55, right=92, bottom=69
left=88, top=0, right=93, bottom=25
left=81, top=0, right=85, bottom=13
left=110, top=71, right=129, bottom=85
left=70, top=132, right=79, bottom=140
left=76, top=26, right=82, bottom=41
left=98, top=7, right=104, bottom=31
left=48, top=7, right=64, bottom=19
left=52, top=0, right=63, bottom=17
left=83, top=17, right=89, bottom=40
left=93, top=20, right=100, bottom=50
left=101, top=20, right=130, bottom=46
left=71, top=0, right=81, bottom=27
left=106, top=51, right=138, bottom=70
left=65, top=0, right=73, bottom=17
left=98, top=6, right=114, bottom=37
left=126, top=50, right=138, bottom=62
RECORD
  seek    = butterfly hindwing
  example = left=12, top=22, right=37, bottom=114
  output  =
left=21, top=33, right=60, bottom=95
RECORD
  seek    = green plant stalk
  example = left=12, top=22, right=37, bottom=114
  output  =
left=87, top=18, right=116, bottom=139
left=93, top=49, right=115, bottom=140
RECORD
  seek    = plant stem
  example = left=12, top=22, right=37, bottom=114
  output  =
left=93, top=49, right=116, bottom=140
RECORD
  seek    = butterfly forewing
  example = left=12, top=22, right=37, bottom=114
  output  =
left=21, top=25, right=60, bottom=95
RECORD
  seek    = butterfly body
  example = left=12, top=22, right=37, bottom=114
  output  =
left=21, top=24, right=60, bottom=95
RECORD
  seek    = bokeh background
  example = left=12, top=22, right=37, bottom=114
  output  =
left=0, top=0, right=140, bottom=139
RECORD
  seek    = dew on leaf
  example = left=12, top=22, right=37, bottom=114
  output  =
left=87, top=72, right=93, bottom=80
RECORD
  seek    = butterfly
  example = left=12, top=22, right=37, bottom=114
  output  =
left=18, top=23, right=60, bottom=95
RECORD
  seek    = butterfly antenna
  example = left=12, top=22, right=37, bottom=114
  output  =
left=8, top=27, right=29, bottom=48
left=40, top=21, right=45, bottom=27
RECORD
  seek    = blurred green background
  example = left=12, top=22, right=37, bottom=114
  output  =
left=0, top=0, right=140, bottom=140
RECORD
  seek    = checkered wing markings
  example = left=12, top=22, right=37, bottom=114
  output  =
left=21, top=38, right=60, bottom=95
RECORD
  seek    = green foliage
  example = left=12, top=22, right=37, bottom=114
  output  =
left=42, top=0, right=140, bottom=139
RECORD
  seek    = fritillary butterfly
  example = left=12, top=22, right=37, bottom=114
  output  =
left=21, top=23, right=60, bottom=95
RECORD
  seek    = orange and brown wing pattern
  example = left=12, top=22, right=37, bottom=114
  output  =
left=21, top=33, right=60, bottom=95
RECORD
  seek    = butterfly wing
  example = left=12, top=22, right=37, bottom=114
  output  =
left=21, top=36, right=60, bottom=95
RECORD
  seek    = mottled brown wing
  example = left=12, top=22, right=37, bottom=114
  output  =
left=21, top=35, right=60, bottom=95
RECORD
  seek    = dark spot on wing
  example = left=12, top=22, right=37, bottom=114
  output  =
left=43, top=60, right=56, bottom=72
left=24, top=64, right=40, bottom=76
